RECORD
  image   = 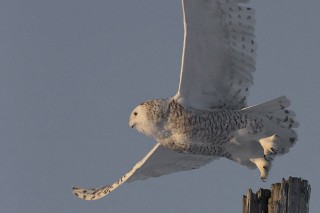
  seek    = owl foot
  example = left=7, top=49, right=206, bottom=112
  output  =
left=250, top=157, right=271, bottom=181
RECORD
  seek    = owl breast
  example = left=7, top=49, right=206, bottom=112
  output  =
left=156, top=101, right=250, bottom=157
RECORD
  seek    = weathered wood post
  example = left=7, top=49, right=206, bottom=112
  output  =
left=243, top=177, right=311, bottom=213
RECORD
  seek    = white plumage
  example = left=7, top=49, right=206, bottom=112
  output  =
left=175, top=0, right=256, bottom=109
left=72, top=0, right=298, bottom=200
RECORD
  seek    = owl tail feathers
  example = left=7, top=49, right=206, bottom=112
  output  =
left=243, top=96, right=298, bottom=180
left=244, top=96, right=298, bottom=153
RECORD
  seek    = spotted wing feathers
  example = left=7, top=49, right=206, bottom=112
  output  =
left=72, top=143, right=216, bottom=200
left=175, top=0, right=256, bottom=109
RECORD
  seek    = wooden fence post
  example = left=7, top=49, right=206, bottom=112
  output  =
left=243, top=177, right=311, bottom=213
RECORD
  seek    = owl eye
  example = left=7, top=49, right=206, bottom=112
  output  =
left=134, top=112, right=138, bottom=116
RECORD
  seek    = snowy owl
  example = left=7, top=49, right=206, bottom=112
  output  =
left=73, top=0, right=298, bottom=200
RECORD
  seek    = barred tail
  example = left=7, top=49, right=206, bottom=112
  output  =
left=241, top=96, right=298, bottom=180
left=244, top=96, right=298, bottom=155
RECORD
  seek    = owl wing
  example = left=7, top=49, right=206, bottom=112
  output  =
left=72, top=143, right=217, bottom=200
left=174, top=0, right=256, bottom=109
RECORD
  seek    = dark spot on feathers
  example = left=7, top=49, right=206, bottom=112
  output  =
left=284, top=110, right=290, bottom=114
left=290, top=138, right=296, bottom=143
left=271, top=148, right=277, bottom=154
left=283, top=116, right=289, bottom=122
left=280, top=105, right=285, bottom=110
left=74, top=193, right=79, bottom=197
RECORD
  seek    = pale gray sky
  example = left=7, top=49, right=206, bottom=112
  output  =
left=1, top=0, right=320, bottom=212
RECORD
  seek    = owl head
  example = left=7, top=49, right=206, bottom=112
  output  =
left=129, top=99, right=169, bottom=138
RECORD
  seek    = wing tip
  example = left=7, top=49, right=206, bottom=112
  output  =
left=72, top=184, right=113, bottom=201
left=72, top=186, right=94, bottom=201
left=72, top=186, right=86, bottom=200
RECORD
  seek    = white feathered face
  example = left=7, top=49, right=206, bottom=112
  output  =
left=129, top=105, right=147, bottom=129
left=129, top=100, right=168, bottom=138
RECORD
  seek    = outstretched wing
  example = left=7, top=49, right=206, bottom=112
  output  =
left=72, top=143, right=217, bottom=200
left=174, top=0, right=256, bottom=109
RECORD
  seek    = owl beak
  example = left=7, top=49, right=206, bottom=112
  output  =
left=129, top=120, right=136, bottom=128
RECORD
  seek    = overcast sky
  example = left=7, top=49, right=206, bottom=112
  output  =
left=1, top=0, right=320, bottom=212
